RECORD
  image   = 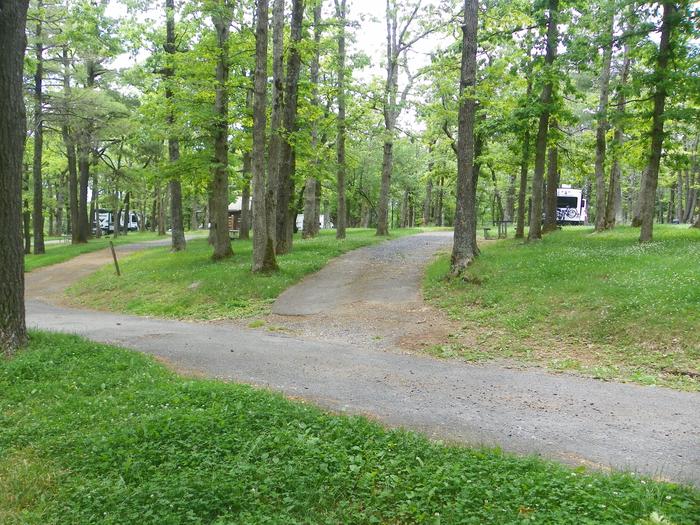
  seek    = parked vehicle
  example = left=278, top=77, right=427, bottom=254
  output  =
left=295, top=214, right=334, bottom=232
left=555, top=186, right=588, bottom=225
left=94, top=209, right=140, bottom=233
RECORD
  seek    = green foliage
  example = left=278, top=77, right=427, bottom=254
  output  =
left=1, top=331, right=698, bottom=524
left=67, top=229, right=420, bottom=320
left=424, top=225, right=700, bottom=390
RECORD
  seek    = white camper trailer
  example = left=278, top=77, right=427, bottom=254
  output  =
left=556, top=186, right=588, bottom=225
left=95, top=209, right=140, bottom=233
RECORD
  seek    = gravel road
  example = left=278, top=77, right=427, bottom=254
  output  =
left=25, top=232, right=700, bottom=486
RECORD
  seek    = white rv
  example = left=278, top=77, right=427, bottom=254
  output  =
left=556, top=186, right=588, bottom=225
left=295, top=213, right=333, bottom=231
left=95, top=209, right=140, bottom=233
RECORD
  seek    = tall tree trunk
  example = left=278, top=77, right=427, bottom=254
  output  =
left=515, top=73, right=533, bottom=239
left=239, top=152, right=251, bottom=240
left=594, top=10, right=614, bottom=232
left=515, top=128, right=531, bottom=238
left=60, top=47, right=79, bottom=244
left=505, top=173, right=515, bottom=223
left=674, top=171, right=683, bottom=222
left=682, top=168, right=697, bottom=223
left=450, top=0, right=479, bottom=273
left=24, top=200, right=31, bottom=254
left=603, top=45, right=631, bottom=230
left=210, top=3, right=234, bottom=260
left=252, top=0, right=278, bottom=272
left=423, top=177, right=433, bottom=226
left=302, top=2, right=322, bottom=239
left=314, top=177, right=322, bottom=230
left=528, top=0, right=559, bottom=241
left=157, top=184, right=166, bottom=235
left=639, top=1, right=677, bottom=243
left=436, top=176, right=444, bottom=226
left=32, top=1, right=45, bottom=254
left=55, top=175, right=65, bottom=235
left=165, top=0, right=186, bottom=252
left=267, top=0, right=285, bottom=249
left=335, top=0, right=348, bottom=239
left=0, top=0, right=29, bottom=354
left=91, top=173, right=100, bottom=238
left=123, top=191, right=131, bottom=235
left=377, top=0, right=398, bottom=236
left=543, top=119, right=559, bottom=233
left=77, top=62, right=97, bottom=243
left=275, top=0, right=304, bottom=254
left=239, top=72, right=254, bottom=241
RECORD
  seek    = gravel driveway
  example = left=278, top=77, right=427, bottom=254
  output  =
left=25, top=232, right=700, bottom=486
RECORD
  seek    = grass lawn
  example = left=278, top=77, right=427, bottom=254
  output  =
left=25, top=232, right=167, bottom=272
left=424, top=225, right=700, bottom=391
left=1, top=332, right=698, bottom=524
left=67, top=228, right=421, bottom=320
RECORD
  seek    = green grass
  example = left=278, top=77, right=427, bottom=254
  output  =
left=424, top=225, right=700, bottom=390
left=2, top=332, right=698, bottom=524
left=25, top=232, right=167, bottom=272
left=67, top=228, right=420, bottom=320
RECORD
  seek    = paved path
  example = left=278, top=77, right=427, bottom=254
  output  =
left=25, top=233, right=700, bottom=486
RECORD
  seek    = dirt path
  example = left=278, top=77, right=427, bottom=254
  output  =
left=25, top=233, right=700, bottom=487
left=268, top=232, right=458, bottom=350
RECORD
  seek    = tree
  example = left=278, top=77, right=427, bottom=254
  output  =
left=0, top=0, right=30, bottom=355
left=603, top=43, right=631, bottom=230
left=252, top=0, right=278, bottom=272
left=31, top=0, right=46, bottom=254
left=639, top=1, right=679, bottom=243
left=376, top=0, right=429, bottom=236
left=165, top=0, right=186, bottom=252
left=302, top=0, right=323, bottom=239
left=450, top=0, right=478, bottom=274
left=335, top=0, right=347, bottom=239
left=528, top=0, right=559, bottom=241
left=275, top=0, right=305, bottom=254
left=593, top=5, right=614, bottom=232
left=210, top=0, right=234, bottom=260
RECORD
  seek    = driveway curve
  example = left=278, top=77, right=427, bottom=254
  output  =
left=25, top=232, right=700, bottom=487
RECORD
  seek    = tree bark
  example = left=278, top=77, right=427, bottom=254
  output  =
left=91, top=173, right=100, bottom=238
left=210, top=2, right=234, bottom=260
left=239, top=152, right=251, bottom=240
left=514, top=73, right=533, bottom=239
left=603, top=45, right=631, bottom=230
left=528, top=0, right=559, bottom=241
left=60, top=47, right=79, bottom=244
left=32, top=0, right=45, bottom=254
left=423, top=177, right=433, bottom=226
left=252, top=0, right=278, bottom=272
left=0, top=0, right=29, bottom=354
left=377, top=0, right=398, bottom=236
left=335, top=0, right=348, bottom=239
left=267, top=0, right=285, bottom=248
left=450, top=0, right=479, bottom=274
left=594, top=10, right=614, bottom=232
left=275, top=0, right=304, bottom=254
left=165, top=0, right=186, bottom=252
left=543, top=118, right=559, bottom=233
left=302, top=2, right=322, bottom=239
left=639, top=1, right=677, bottom=243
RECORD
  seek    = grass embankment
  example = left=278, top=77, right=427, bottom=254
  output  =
left=25, top=232, right=166, bottom=272
left=67, top=228, right=420, bottom=320
left=2, top=332, right=698, bottom=524
left=425, top=225, right=700, bottom=390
